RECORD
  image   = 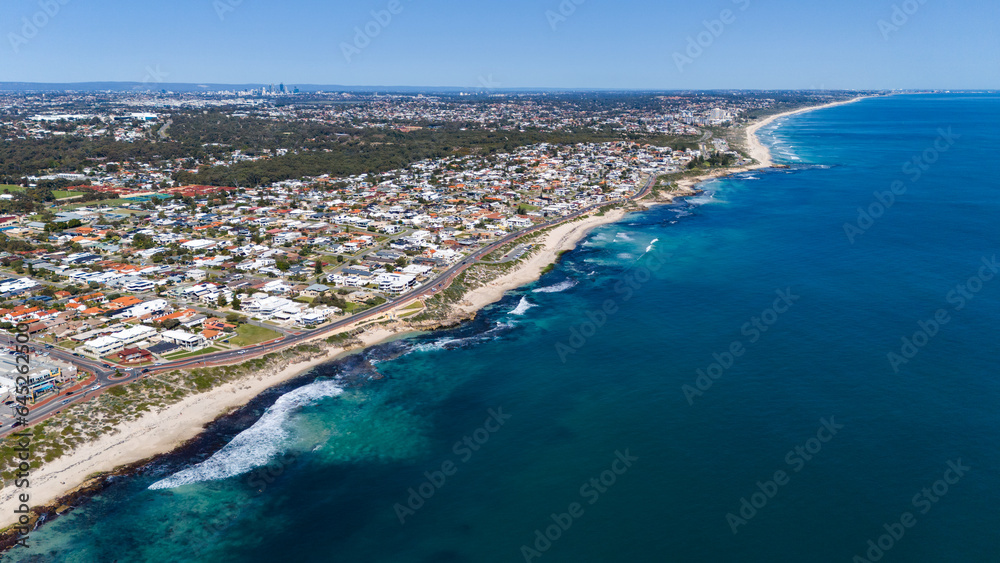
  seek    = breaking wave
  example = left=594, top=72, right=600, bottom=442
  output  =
left=148, top=380, right=345, bottom=490
left=510, top=296, right=536, bottom=316
left=410, top=337, right=463, bottom=353
left=408, top=322, right=517, bottom=354
left=533, top=280, right=577, bottom=294
left=685, top=193, right=716, bottom=206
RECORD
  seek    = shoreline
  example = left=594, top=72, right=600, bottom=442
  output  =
left=744, top=96, right=868, bottom=167
left=0, top=95, right=868, bottom=540
left=0, top=326, right=409, bottom=537
left=452, top=207, right=634, bottom=315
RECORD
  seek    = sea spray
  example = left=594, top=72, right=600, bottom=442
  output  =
left=510, top=296, right=537, bottom=316
left=533, top=280, right=578, bottom=294
left=149, top=380, right=345, bottom=490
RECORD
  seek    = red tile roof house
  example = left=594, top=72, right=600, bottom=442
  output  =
left=204, top=318, right=237, bottom=332
left=117, top=348, right=153, bottom=363
left=201, top=329, right=224, bottom=341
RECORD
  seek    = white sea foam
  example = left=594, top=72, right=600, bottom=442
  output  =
left=645, top=238, right=659, bottom=253
left=410, top=338, right=459, bottom=352
left=533, top=280, right=578, bottom=294
left=510, top=296, right=536, bottom=316
left=686, top=193, right=716, bottom=206
left=148, top=380, right=345, bottom=490
left=616, top=232, right=633, bottom=241
left=409, top=321, right=515, bottom=354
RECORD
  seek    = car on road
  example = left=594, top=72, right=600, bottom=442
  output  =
left=237, top=350, right=246, bottom=355
left=141, top=369, right=150, bottom=373
left=61, top=400, right=70, bottom=405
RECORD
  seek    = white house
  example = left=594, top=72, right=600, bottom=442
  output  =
left=375, top=273, right=417, bottom=294
left=160, top=330, right=206, bottom=351
left=80, top=336, right=125, bottom=357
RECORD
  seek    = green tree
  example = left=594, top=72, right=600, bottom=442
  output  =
left=132, top=233, right=156, bottom=250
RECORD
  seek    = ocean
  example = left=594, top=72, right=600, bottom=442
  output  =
left=6, top=93, right=999, bottom=562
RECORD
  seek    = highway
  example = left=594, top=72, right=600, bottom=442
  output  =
left=3, top=174, right=658, bottom=433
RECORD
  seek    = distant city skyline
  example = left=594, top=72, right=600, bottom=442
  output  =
left=1, top=0, right=997, bottom=90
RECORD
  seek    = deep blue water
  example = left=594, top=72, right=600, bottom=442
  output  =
left=6, top=94, right=1000, bottom=562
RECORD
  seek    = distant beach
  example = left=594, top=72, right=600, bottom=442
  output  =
left=745, top=97, right=868, bottom=167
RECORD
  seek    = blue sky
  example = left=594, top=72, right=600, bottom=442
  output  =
left=1, top=0, right=997, bottom=89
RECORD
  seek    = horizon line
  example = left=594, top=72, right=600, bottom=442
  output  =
left=0, top=81, right=982, bottom=94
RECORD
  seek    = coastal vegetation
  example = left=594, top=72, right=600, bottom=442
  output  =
left=0, top=341, right=339, bottom=485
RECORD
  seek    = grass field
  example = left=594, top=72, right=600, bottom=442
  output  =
left=229, top=324, right=281, bottom=347
left=59, top=198, right=135, bottom=209
left=0, top=185, right=84, bottom=199
left=165, top=347, right=222, bottom=360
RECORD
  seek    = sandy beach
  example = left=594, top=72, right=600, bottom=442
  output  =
left=0, top=326, right=403, bottom=531
left=455, top=208, right=631, bottom=315
left=745, top=97, right=867, bottom=167
left=0, top=95, right=869, bottom=534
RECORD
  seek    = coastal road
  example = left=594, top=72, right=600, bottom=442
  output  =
left=3, top=173, right=661, bottom=434
left=132, top=172, right=659, bottom=375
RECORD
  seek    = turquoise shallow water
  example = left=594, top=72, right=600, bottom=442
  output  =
left=6, top=94, right=1000, bottom=562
